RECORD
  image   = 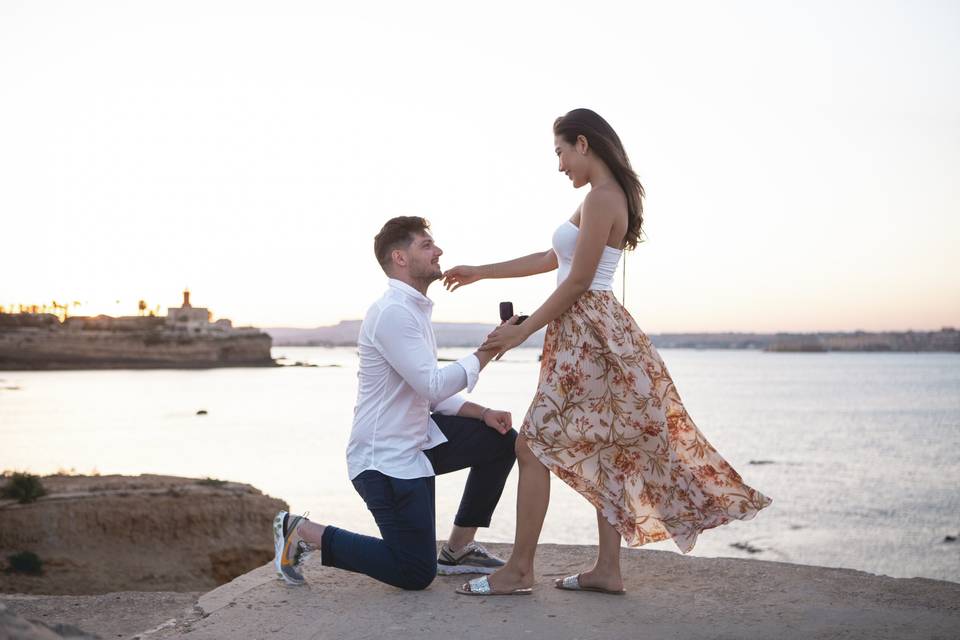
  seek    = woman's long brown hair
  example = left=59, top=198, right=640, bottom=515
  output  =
left=553, top=109, right=645, bottom=249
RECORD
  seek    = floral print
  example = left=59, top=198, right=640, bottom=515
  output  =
left=521, top=291, right=771, bottom=552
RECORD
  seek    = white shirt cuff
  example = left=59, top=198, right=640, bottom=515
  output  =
left=456, top=353, right=481, bottom=392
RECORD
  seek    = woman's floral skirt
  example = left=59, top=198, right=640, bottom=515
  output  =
left=521, top=291, right=772, bottom=552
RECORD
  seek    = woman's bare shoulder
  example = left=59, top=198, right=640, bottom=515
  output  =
left=582, top=186, right=626, bottom=221
left=584, top=184, right=627, bottom=209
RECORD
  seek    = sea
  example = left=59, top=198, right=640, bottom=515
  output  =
left=1, top=347, right=958, bottom=584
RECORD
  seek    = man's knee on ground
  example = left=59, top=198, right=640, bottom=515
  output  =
left=398, top=559, right=437, bottom=591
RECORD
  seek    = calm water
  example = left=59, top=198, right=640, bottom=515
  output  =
left=1, top=348, right=958, bottom=583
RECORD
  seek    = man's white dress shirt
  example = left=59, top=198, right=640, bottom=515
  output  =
left=346, top=279, right=481, bottom=480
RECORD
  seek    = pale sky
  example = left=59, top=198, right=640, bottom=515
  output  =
left=1, top=0, right=958, bottom=332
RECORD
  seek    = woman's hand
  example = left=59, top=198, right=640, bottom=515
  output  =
left=442, top=265, right=482, bottom=292
left=480, top=318, right=529, bottom=359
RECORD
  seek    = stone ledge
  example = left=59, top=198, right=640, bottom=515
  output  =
left=6, top=543, right=946, bottom=640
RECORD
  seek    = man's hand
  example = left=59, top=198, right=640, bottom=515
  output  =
left=482, top=409, right=512, bottom=435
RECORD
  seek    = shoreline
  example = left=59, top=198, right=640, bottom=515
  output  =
left=3, top=346, right=958, bottom=372
left=267, top=324, right=960, bottom=353
left=0, top=360, right=278, bottom=371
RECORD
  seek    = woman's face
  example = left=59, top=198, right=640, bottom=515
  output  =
left=555, top=134, right=588, bottom=188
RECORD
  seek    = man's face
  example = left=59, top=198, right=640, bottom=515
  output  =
left=402, top=231, right=443, bottom=282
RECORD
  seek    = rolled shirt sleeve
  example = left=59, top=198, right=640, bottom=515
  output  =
left=430, top=355, right=479, bottom=415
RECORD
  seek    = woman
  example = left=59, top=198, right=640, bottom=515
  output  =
left=444, top=108, right=771, bottom=596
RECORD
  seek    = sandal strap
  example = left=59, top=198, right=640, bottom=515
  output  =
left=466, top=576, right=491, bottom=594
left=559, top=574, right=581, bottom=589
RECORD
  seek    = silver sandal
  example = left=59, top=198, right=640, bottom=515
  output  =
left=554, top=573, right=626, bottom=595
left=455, top=575, right=533, bottom=596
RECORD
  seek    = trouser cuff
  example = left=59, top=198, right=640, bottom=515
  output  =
left=320, top=525, right=339, bottom=567
left=453, top=517, right=491, bottom=528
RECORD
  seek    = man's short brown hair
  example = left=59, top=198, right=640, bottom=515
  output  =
left=373, top=216, right=431, bottom=272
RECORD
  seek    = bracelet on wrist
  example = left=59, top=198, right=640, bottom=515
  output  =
left=479, top=407, right=490, bottom=422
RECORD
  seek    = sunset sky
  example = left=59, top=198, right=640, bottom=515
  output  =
left=1, top=1, right=957, bottom=332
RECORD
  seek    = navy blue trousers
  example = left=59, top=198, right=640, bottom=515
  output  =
left=320, top=413, right=517, bottom=590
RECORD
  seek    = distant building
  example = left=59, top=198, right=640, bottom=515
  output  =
left=166, top=289, right=215, bottom=334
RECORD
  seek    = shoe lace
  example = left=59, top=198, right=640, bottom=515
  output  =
left=292, top=512, right=316, bottom=566
left=463, top=541, right=490, bottom=557
left=295, top=540, right=314, bottom=567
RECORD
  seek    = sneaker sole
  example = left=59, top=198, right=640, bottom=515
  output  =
left=273, top=511, right=287, bottom=578
left=437, top=563, right=499, bottom=576
left=273, top=511, right=305, bottom=586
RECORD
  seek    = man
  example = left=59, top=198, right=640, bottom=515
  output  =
left=274, top=216, right=518, bottom=590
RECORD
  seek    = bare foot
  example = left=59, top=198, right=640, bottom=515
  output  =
left=574, top=568, right=624, bottom=593
left=473, top=564, right=535, bottom=593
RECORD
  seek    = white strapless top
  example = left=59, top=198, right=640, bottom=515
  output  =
left=552, top=220, right=622, bottom=291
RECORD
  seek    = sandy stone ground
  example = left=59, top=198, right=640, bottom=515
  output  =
left=0, top=592, right=197, bottom=639
left=4, top=543, right=957, bottom=640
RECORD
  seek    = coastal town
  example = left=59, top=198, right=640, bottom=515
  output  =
left=0, top=290, right=274, bottom=369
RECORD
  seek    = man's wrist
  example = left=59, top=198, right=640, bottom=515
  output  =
left=479, top=406, right=490, bottom=423
left=474, top=349, right=494, bottom=369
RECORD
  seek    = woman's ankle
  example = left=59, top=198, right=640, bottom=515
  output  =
left=588, top=559, right=622, bottom=576
left=502, top=560, right=534, bottom=579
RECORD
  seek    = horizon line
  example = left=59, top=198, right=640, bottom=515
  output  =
left=263, top=321, right=958, bottom=335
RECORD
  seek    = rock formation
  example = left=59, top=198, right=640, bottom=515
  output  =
left=0, top=474, right=288, bottom=595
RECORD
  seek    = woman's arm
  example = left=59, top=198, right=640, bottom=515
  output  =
left=480, top=190, right=621, bottom=355
left=443, top=249, right=557, bottom=291
left=479, top=250, right=558, bottom=279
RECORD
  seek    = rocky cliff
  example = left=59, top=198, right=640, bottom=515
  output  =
left=0, top=474, right=288, bottom=595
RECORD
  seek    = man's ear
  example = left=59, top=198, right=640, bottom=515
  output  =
left=392, top=248, right=407, bottom=268
left=577, top=134, right=589, bottom=155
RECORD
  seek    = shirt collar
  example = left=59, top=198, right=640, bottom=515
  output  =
left=387, top=278, right=434, bottom=310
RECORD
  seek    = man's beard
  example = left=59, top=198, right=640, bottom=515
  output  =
left=412, top=264, right=442, bottom=286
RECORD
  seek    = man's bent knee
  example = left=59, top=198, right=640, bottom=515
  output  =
left=401, top=574, right=435, bottom=591
left=399, top=561, right=437, bottom=590
left=501, top=428, right=519, bottom=456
